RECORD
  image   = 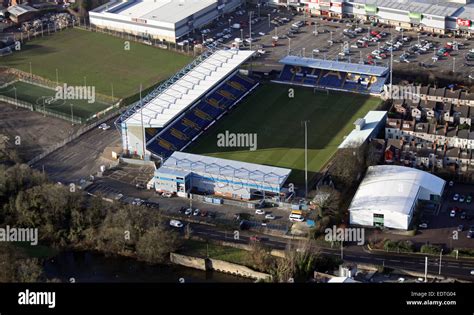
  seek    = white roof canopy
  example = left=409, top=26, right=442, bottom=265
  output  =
left=125, top=49, right=255, bottom=128
left=349, top=165, right=445, bottom=216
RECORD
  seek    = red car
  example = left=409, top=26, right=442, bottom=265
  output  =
left=370, top=30, right=379, bottom=36
left=250, top=235, right=261, bottom=242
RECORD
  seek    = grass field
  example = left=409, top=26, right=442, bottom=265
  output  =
left=2, top=28, right=192, bottom=98
left=187, top=84, right=382, bottom=185
left=0, top=81, right=110, bottom=119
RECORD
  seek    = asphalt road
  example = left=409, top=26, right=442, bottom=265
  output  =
left=189, top=222, right=474, bottom=282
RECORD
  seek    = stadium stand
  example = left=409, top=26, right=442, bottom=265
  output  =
left=275, top=56, right=389, bottom=95
left=117, top=48, right=257, bottom=159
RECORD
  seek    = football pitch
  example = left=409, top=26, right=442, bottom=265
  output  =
left=1, top=28, right=192, bottom=98
left=187, top=84, right=382, bottom=185
left=0, top=81, right=110, bottom=120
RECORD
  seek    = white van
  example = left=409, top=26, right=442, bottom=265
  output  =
left=169, top=220, right=184, bottom=228
left=289, top=213, right=305, bottom=222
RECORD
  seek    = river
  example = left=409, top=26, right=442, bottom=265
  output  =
left=43, top=251, right=251, bottom=283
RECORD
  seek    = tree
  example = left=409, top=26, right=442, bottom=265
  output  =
left=136, top=226, right=182, bottom=264
left=272, top=241, right=318, bottom=282
left=329, top=145, right=366, bottom=189
left=249, top=242, right=274, bottom=272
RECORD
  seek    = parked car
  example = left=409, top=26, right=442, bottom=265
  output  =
left=98, top=123, right=110, bottom=130
left=467, top=195, right=472, bottom=204
left=460, top=195, right=466, bottom=203
left=419, top=223, right=428, bottom=229
left=468, top=226, right=474, bottom=238
left=449, top=180, right=454, bottom=187
left=265, top=214, right=276, bottom=220
left=184, top=208, right=193, bottom=216
left=450, top=209, right=456, bottom=217
left=461, top=212, right=467, bottom=220
left=249, top=235, right=261, bottom=242
left=162, top=192, right=173, bottom=198
left=458, top=225, right=464, bottom=232
left=453, top=193, right=460, bottom=201
left=169, top=220, right=183, bottom=228
left=193, top=208, right=200, bottom=216
left=255, top=209, right=265, bottom=215
left=200, top=210, right=208, bottom=217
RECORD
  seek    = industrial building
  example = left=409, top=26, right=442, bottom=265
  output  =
left=89, top=0, right=243, bottom=43
left=153, top=151, right=292, bottom=200
left=349, top=165, right=445, bottom=230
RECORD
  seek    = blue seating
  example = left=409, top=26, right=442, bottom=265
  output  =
left=147, top=72, right=258, bottom=158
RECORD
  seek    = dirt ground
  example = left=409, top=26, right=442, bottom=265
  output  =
left=0, top=102, right=77, bottom=162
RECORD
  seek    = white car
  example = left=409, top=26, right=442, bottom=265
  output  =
left=162, top=192, right=173, bottom=198
left=131, top=198, right=143, bottom=206
left=258, top=32, right=265, bottom=36
left=169, top=220, right=184, bottom=228
left=419, top=223, right=428, bottom=229
left=453, top=193, right=460, bottom=201
left=98, top=123, right=110, bottom=130
left=255, top=209, right=265, bottom=215
left=184, top=208, right=193, bottom=216
left=257, top=49, right=266, bottom=55
left=450, top=209, right=456, bottom=217
left=449, top=181, right=454, bottom=187
left=193, top=208, right=200, bottom=216
left=265, top=214, right=276, bottom=220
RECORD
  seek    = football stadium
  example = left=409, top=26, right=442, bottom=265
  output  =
left=117, top=47, right=386, bottom=199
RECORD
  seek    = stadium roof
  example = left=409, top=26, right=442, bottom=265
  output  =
left=103, top=0, right=216, bottom=24
left=350, top=0, right=463, bottom=17
left=339, top=111, right=387, bottom=149
left=279, top=56, right=389, bottom=77
left=349, top=165, right=445, bottom=216
left=124, top=49, right=255, bottom=127
left=162, top=152, right=292, bottom=187
left=7, top=5, right=38, bottom=16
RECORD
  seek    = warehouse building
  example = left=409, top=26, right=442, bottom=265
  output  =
left=89, top=0, right=243, bottom=43
left=153, top=151, right=292, bottom=200
left=349, top=165, right=445, bottom=230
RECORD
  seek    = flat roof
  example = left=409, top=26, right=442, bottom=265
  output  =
left=107, top=0, right=216, bottom=24
left=162, top=152, right=292, bottom=186
left=7, top=5, right=38, bottom=16
left=349, top=165, right=445, bottom=216
left=279, top=56, right=389, bottom=77
left=125, top=49, right=255, bottom=128
left=339, top=111, right=387, bottom=149
left=350, top=0, right=463, bottom=17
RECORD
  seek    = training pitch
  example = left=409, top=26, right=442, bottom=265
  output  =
left=0, top=81, right=111, bottom=120
left=1, top=28, right=192, bottom=98
left=187, top=83, right=382, bottom=185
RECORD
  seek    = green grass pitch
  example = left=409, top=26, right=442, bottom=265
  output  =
left=0, top=81, right=110, bottom=119
left=186, top=83, right=382, bottom=185
left=2, top=28, right=192, bottom=98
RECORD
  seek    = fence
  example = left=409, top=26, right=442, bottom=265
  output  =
left=0, top=95, right=33, bottom=111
